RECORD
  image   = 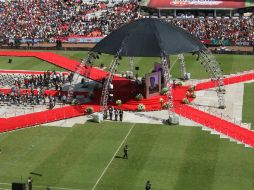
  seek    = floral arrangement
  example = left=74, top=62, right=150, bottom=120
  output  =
left=191, top=93, right=196, bottom=98
left=71, top=99, right=80, bottom=105
left=176, top=82, right=183, bottom=86
left=188, top=85, right=196, bottom=92
left=161, top=87, right=169, bottom=95
left=182, top=98, right=189, bottom=104
left=86, top=106, right=94, bottom=114
left=137, top=104, right=146, bottom=111
left=218, top=87, right=226, bottom=93
left=186, top=91, right=191, bottom=97
left=186, top=91, right=196, bottom=98
left=88, top=91, right=94, bottom=99
left=162, top=102, right=169, bottom=109
left=116, top=99, right=122, bottom=107
left=159, top=98, right=164, bottom=106
left=136, top=93, right=144, bottom=101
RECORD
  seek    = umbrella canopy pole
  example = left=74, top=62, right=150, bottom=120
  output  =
left=161, top=54, right=179, bottom=124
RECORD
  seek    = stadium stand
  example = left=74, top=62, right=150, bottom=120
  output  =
left=0, top=0, right=253, bottom=45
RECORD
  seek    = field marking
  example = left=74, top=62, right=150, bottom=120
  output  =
left=0, top=187, right=9, bottom=190
left=0, top=182, right=83, bottom=190
left=0, top=123, right=135, bottom=190
left=91, top=123, right=136, bottom=190
left=0, top=183, right=10, bottom=186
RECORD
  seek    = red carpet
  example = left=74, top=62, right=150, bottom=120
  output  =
left=174, top=105, right=254, bottom=147
left=196, top=73, right=254, bottom=91
left=0, top=51, right=109, bottom=81
left=0, top=104, right=100, bottom=133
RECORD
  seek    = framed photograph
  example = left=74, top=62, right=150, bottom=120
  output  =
left=145, top=71, right=161, bottom=98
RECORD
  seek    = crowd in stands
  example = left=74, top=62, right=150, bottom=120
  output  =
left=0, top=0, right=253, bottom=43
left=0, top=0, right=139, bottom=40
left=169, top=18, right=253, bottom=42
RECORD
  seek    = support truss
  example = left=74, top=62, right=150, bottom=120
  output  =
left=100, top=56, right=120, bottom=114
left=198, top=50, right=226, bottom=109
left=178, top=54, right=187, bottom=80
left=161, top=54, right=175, bottom=119
left=129, top=57, right=134, bottom=73
left=67, top=52, right=96, bottom=103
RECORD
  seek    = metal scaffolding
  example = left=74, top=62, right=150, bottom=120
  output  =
left=100, top=55, right=120, bottom=114
left=67, top=52, right=96, bottom=103
left=161, top=54, right=178, bottom=123
left=178, top=54, right=187, bottom=80
left=198, top=50, right=226, bottom=109
left=129, top=57, right=134, bottom=73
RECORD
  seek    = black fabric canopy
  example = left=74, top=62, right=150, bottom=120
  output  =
left=91, top=18, right=206, bottom=57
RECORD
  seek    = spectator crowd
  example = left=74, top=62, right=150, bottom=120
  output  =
left=0, top=0, right=139, bottom=41
left=169, top=18, right=253, bottom=42
left=0, top=0, right=253, bottom=43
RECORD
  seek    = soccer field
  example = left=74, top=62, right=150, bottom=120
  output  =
left=56, top=51, right=254, bottom=79
left=242, top=83, right=254, bottom=130
left=0, top=51, right=254, bottom=79
left=0, top=56, right=65, bottom=71
left=0, top=122, right=254, bottom=190
left=0, top=51, right=254, bottom=190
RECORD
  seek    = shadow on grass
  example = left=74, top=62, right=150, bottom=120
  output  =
left=114, top=155, right=123, bottom=159
left=30, top=172, right=42, bottom=176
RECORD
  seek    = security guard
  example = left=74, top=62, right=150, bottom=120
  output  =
left=109, top=106, right=113, bottom=120
left=146, top=180, right=151, bottom=190
left=123, top=145, right=128, bottom=159
left=27, top=177, right=32, bottom=190
left=119, top=110, right=123, bottom=122
left=114, top=109, right=118, bottom=121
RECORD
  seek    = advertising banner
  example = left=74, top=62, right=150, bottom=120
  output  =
left=67, top=37, right=103, bottom=43
left=200, top=39, right=252, bottom=46
left=52, top=36, right=104, bottom=43
left=144, top=0, right=254, bottom=9
left=19, top=38, right=44, bottom=43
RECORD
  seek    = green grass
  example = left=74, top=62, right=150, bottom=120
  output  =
left=0, top=51, right=253, bottom=79
left=0, top=56, right=65, bottom=71
left=0, top=122, right=254, bottom=190
left=54, top=51, right=254, bottom=79
left=242, top=83, right=254, bottom=130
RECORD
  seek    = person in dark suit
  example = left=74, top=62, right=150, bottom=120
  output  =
left=119, top=110, right=123, bottom=122
left=109, top=106, right=113, bottom=120
left=149, top=76, right=159, bottom=93
left=123, top=145, right=128, bottom=159
left=27, top=177, right=32, bottom=190
left=114, top=109, right=118, bottom=121
left=146, top=180, right=151, bottom=190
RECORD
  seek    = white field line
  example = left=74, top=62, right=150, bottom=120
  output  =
left=0, top=187, right=10, bottom=190
left=0, top=182, right=82, bottom=190
left=91, top=123, right=136, bottom=190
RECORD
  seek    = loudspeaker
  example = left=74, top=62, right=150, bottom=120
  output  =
left=12, top=182, right=26, bottom=190
left=135, top=66, right=139, bottom=71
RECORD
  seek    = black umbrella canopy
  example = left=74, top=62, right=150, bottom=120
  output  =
left=92, top=18, right=206, bottom=57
